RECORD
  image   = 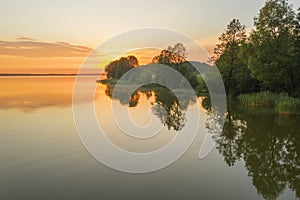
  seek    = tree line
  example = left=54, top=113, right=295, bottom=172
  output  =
left=214, top=0, right=300, bottom=97
left=104, top=0, right=300, bottom=98
left=104, top=43, right=207, bottom=95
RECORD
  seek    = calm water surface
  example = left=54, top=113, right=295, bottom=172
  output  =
left=0, top=76, right=299, bottom=200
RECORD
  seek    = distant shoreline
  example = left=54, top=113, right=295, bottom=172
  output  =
left=0, top=73, right=102, bottom=77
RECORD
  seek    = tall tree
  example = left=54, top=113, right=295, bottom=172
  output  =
left=213, top=19, right=252, bottom=95
left=248, top=0, right=296, bottom=93
left=291, top=8, right=300, bottom=96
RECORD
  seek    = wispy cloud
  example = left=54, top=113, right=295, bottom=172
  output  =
left=0, top=38, right=92, bottom=57
left=17, top=36, right=36, bottom=41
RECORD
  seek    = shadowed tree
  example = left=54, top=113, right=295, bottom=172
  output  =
left=152, top=43, right=187, bottom=65
left=152, top=43, right=206, bottom=91
left=127, top=55, right=139, bottom=67
left=248, top=0, right=296, bottom=93
left=290, top=7, right=300, bottom=97
left=105, top=55, right=139, bottom=79
left=213, top=19, right=254, bottom=96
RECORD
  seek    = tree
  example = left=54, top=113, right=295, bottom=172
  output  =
left=127, top=55, right=139, bottom=67
left=152, top=43, right=187, bottom=65
left=290, top=8, right=300, bottom=96
left=248, top=0, right=296, bottom=93
left=105, top=55, right=139, bottom=79
left=213, top=19, right=253, bottom=95
left=152, top=43, right=206, bottom=91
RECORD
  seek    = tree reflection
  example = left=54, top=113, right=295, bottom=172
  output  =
left=104, top=84, right=196, bottom=131
left=151, top=88, right=186, bottom=131
left=105, top=84, right=140, bottom=107
left=204, top=97, right=300, bottom=199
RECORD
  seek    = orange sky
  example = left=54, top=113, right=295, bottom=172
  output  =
left=0, top=37, right=216, bottom=74
left=0, top=39, right=93, bottom=73
left=0, top=55, right=86, bottom=73
left=1, top=0, right=299, bottom=74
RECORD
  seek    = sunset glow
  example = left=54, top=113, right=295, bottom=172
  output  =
left=1, top=1, right=300, bottom=199
left=1, top=0, right=298, bottom=74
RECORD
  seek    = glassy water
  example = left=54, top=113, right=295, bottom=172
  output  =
left=0, top=76, right=299, bottom=200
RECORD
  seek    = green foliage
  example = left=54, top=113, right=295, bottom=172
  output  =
left=105, top=55, right=138, bottom=79
left=152, top=43, right=187, bottom=65
left=214, top=19, right=256, bottom=96
left=153, top=43, right=208, bottom=94
left=213, top=1, right=300, bottom=98
left=291, top=8, right=300, bottom=97
left=248, top=0, right=297, bottom=93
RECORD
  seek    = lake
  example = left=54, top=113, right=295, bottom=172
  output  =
left=0, top=76, right=299, bottom=200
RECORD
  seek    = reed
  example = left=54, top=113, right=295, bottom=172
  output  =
left=238, top=92, right=300, bottom=115
left=237, top=92, right=278, bottom=106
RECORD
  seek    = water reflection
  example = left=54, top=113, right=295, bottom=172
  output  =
left=104, top=84, right=196, bottom=131
left=0, top=76, right=98, bottom=112
left=204, top=97, right=300, bottom=199
left=1, top=76, right=299, bottom=199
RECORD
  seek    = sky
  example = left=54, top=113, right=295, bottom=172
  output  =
left=0, top=0, right=299, bottom=73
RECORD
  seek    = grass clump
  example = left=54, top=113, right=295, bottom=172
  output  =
left=237, top=92, right=278, bottom=106
left=238, top=92, right=300, bottom=115
left=275, top=97, right=300, bottom=115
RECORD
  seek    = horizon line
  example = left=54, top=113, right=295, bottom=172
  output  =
left=0, top=73, right=103, bottom=77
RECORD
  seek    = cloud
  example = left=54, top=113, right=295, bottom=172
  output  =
left=0, top=39, right=92, bottom=57
left=17, top=36, right=36, bottom=41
